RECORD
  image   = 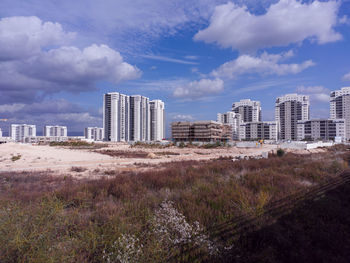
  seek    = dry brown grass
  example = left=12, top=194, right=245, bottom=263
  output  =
left=0, top=146, right=349, bottom=262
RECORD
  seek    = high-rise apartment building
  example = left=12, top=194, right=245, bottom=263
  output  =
left=103, top=92, right=130, bottom=142
left=239, top=121, right=277, bottom=141
left=103, top=92, right=163, bottom=142
left=10, top=124, right=36, bottom=142
left=297, top=119, right=345, bottom=141
left=232, top=99, right=261, bottom=123
left=330, top=87, right=350, bottom=140
left=275, top=94, right=309, bottom=140
left=43, top=125, right=67, bottom=137
left=84, top=127, right=104, bottom=141
left=0, top=128, right=2, bottom=138
left=217, top=111, right=242, bottom=140
left=130, top=95, right=150, bottom=141
left=150, top=100, right=165, bottom=141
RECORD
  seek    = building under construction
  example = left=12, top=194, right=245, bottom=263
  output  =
left=171, top=121, right=232, bottom=142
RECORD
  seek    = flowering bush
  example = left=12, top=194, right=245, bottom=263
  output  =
left=103, top=234, right=143, bottom=263
left=153, top=200, right=217, bottom=255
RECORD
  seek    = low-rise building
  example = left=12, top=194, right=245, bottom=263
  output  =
left=84, top=127, right=104, bottom=141
left=24, top=136, right=68, bottom=144
left=239, top=121, right=278, bottom=141
left=297, top=119, right=346, bottom=141
left=10, top=124, right=36, bottom=142
left=171, top=121, right=232, bottom=142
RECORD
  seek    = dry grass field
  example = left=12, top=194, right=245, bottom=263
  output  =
left=0, top=144, right=349, bottom=262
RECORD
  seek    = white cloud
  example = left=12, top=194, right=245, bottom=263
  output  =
left=212, top=51, right=314, bottom=79
left=296, top=85, right=330, bottom=103
left=343, top=72, right=350, bottom=81
left=173, top=78, right=224, bottom=98
left=171, top=114, right=194, bottom=121
left=141, top=54, right=198, bottom=65
left=0, top=16, right=141, bottom=103
left=0, top=16, right=75, bottom=61
left=23, top=44, right=141, bottom=86
left=194, top=0, right=342, bottom=52
left=0, top=103, right=25, bottom=113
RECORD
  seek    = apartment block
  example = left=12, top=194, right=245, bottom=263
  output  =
left=43, top=125, right=67, bottom=137
left=150, top=100, right=165, bottom=141
left=171, top=121, right=232, bottom=142
left=84, top=127, right=104, bottom=141
left=130, top=95, right=150, bottom=141
left=217, top=111, right=242, bottom=140
left=275, top=94, right=310, bottom=140
left=239, top=121, right=277, bottom=141
left=103, top=92, right=164, bottom=142
left=10, top=124, right=36, bottom=142
left=103, top=92, right=130, bottom=142
left=232, top=99, right=261, bottom=123
left=330, top=87, right=350, bottom=140
left=0, top=128, right=2, bottom=138
left=297, top=119, right=346, bottom=141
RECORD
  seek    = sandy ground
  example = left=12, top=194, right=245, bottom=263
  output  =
left=0, top=142, right=320, bottom=178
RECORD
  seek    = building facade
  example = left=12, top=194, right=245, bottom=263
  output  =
left=330, top=87, right=350, bottom=140
left=0, top=128, right=2, bottom=138
left=150, top=100, right=165, bottom=141
left=275, top=94, right=310, bottom=141
left=84, top=127, right=104, bottom=141
left=217, top=111, right=242, bottom=140
left=103, top=92, right=130, bottom=142
left=10, top=124, right=36, bottom=142
left=239, top=121, right=277, bottom=141
left=103, top=92, right=163, bottom=142
left=232, top=99, right=261, bottom=123
left=297, top=119, right=346, bottom=141
left=43, top=125, right=67, bottom=137
left=171, top=121, right=232, bottom=142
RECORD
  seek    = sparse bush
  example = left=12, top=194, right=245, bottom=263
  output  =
left=277, top=148, right=285, bottom=157
left=70, top=166, right=87, bottom=172
left=11, top=154, right=21, bottom=162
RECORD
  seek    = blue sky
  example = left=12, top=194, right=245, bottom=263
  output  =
left=0, top=0, right=349, bottom=136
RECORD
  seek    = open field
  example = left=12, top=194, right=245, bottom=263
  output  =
left=0, top=145, right=349, bottom=262
left=0, top=142, right=326, bottom=177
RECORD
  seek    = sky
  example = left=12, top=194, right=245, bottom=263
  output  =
left=0, top=0, right=350, bottom=136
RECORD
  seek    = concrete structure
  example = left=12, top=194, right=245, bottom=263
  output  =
left=130, top=95, right=150, bottom=141
left=330, top=87, right=350, bottom=140
left=297, top=119, right=346, bottom=141
left=103, top=92, right=130, bottom=142
left=171, top=121, right=232, bottom=143
left=10, top=124, right=36, bottom=142
left=84, top=127, right=104, bottom=141
left=43, top=125, right=67, bottom=137
left=0, top=128, right=2, bottom=138
left=104, top=92, right=163, bottom=142
left=280, top=141, right=334, bottom=150
left=217, top=111, right=242, bottom=140
left=232, top=99, right=261, bottom=123
left=150, top=99, right=165, bottom=141
left=24, top=136, right=68, bottom=144
left=275, top=94, right=310, bottom=141
left=239, top=121, right=278, bottom=141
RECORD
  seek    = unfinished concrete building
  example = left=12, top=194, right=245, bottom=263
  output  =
left=171, top=121, right=232, bottom=142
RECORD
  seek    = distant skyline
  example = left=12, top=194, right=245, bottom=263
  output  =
left=0, top=0, right=350, bottom=136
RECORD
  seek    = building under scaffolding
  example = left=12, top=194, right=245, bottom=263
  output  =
left=171, top=121, right=232, bottom=142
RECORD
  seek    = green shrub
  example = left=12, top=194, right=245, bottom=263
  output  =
left=277, top=148, right=285, bottom=157
left=11, top=154, right=21, bottom=162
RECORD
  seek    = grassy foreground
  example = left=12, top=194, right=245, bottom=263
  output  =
left=0, top=146, right=349, bottom=262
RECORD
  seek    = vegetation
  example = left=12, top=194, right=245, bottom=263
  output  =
left=70, top=166, right=88, bottom=172
left=49, top=141, right=108, bottom=149
left=0, top=146, right=349, bottom=262
left=131, top=141, right=173, bottom=149
left=277, top=148, right=285, bottom=157
left=11, top=154, right=21, bottom=162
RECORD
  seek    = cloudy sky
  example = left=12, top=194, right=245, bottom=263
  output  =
left=0, top=0, right=350, bottom=136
